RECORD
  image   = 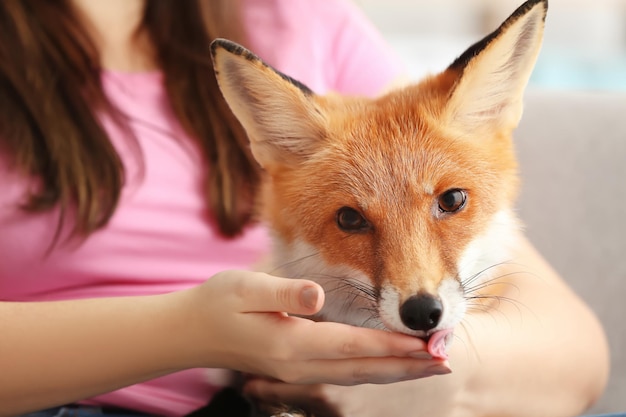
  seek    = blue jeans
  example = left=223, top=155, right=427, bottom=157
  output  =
left=18, top=406, right=151, bottom=417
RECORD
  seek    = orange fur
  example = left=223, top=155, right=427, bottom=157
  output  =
left=260, top=84, right=519, bottom=295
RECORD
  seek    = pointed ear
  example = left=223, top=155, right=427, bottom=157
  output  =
left=210, top=39, right=327, bottom=168
left=443, top=0, right=547, bottom=135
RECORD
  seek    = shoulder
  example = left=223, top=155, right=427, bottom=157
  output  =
left=241, top=0, right=405, bottom=96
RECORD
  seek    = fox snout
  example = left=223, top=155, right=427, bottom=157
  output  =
left=399, top=293, right=443, bottom=332
left=378, top=274, right=468, bottom=340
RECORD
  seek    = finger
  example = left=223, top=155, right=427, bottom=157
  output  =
left=233, top=271, right=325, bottom=315
left=282, top=357, right=451, bottom=386
left=289, top=321, right=429, bottom=359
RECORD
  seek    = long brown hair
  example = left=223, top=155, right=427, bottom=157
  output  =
left=0, top=0, right=259, bottom=241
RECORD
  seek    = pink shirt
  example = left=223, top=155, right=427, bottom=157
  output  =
left=0, top=0, right=402, bottom=415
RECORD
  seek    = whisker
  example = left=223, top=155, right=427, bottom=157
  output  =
left=452, top=322, right=480, bottom=362
left=464, top=273, right=524, bottom=294
left=458, top=261, right=543, bottom=353
left=460, top=260, right=515, bottom=287
left=278, top=271, right=381, bottom=326
left=462, top=261, right=545, bottom=291
left=268, top=251, right=322, bottom=275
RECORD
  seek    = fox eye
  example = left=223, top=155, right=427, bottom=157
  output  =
left=336, top=207, right=369, bottom=232
left=438, top=189, right=467, bottom=213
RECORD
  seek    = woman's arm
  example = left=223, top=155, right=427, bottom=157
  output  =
left=244, top=235, right=610, bottom=417
left=0, top=270, right=443, bottom=416
left=0, top=292, right=185, bottom=414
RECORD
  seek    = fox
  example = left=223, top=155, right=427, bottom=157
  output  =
left=208, top=0, right=547, bottom=415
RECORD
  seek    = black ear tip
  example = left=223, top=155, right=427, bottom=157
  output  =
left=504, top=0, right=549, bottom=29
left=209, top=38, right=223, bottom=59
left=209, top=39, right=261, bottom=63
left=517, top=0, right=548, bottom=21
left=210, top=38, right=236, bottom=57
left=447, top=0, right=547, bottom=72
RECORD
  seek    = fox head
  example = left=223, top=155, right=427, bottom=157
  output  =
left=211, top=0, right=547, bottom=341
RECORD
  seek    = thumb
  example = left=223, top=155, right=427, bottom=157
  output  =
left=239, top=272, right=325, bottom=316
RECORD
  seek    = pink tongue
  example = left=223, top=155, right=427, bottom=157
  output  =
left=427, top=329, right=453, bottom=359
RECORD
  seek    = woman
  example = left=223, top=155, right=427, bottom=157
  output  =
left=0, top=0, right=609, bottom=416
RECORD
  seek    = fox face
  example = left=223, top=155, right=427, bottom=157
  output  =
left=212, top=0, right=547, bottom=344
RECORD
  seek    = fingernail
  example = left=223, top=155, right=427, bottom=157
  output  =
left=425, top=363, right=452, bottom=376
left=301, top=286, right=319, bottom=310
left=409, top=351, right=433, bottom=360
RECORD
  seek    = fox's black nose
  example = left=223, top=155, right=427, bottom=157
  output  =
left=399, top=294, right=443, bottom=331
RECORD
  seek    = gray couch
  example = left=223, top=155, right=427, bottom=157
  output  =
left=515, top=90, right=626, bottom=414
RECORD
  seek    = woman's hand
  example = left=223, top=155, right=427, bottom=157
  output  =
left=0, top=269, right=448, bottom=416
left=177, top=270, right=451, bottom=385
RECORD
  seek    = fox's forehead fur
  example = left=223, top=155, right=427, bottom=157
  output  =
left=300, top=83, right=519, bottom=217
left=317, top=83, right=519, bottom=200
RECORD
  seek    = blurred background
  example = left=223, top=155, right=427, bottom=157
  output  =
left=356, top=0, right=626, bottom=91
